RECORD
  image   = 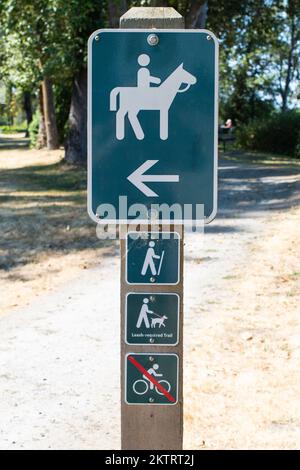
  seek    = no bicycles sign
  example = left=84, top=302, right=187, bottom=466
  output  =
left=125, top=353, right=179, bottom=405
left=88, top=29, right=218, bottom=224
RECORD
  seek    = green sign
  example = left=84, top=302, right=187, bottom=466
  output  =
left=126, top=293, right=179, bottom=345
left=88, top=29, right=218, bottom=224
left=126, top=231, right=180, bottom=285
left=125, top=353, right=178, bottom=405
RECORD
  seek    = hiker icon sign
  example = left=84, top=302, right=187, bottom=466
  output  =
left=126, top=232, right=180, bottom=285
left=110, top=54, right=197, bottom=140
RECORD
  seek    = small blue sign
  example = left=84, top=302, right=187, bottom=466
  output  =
left=126, top=353, right=179, bottom=405
left=126, top=293, right=180, bottom=345
left=126, top=232, right=180, bottom=285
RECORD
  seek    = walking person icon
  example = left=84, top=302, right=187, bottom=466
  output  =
left=141, top=241, right=162, bottom=276
left=136, top=298, right=154, bottom=329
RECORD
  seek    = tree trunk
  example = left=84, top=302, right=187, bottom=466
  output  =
left=108, top=0, right=128, bottom=27
left=186, top=0, right=208, bottom=28
left=281, top=16, right=296, bottom=112
left=36, top=85, right=47, bottom=149
left=5, top=84, right=13, bottom=126
left=41, top=76, right=59, bottom=149
left=64, top=67, right=87, bottom=165
left=23, top=91, right=33, bottom=137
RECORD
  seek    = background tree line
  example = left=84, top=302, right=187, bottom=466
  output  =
left=0, top=0, right=299, bottom=161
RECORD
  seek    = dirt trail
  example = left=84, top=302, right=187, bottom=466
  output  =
left=184, top=207, right=300, bottom=449
left=0, top=153, right=299, bottom=449
left=0, top=138, right=114, bottom=314
left=183, top=159, right=300, bottom=449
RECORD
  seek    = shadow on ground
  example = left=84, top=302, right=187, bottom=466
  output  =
left=1, top=138, right=299, bottom=272
left=217, top=156, right=300, bottom=217
left=0, top=134, right=29, bottom=150
left=0, top=159, right=113, bottom=272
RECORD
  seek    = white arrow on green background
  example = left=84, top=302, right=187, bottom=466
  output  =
left=127, top=160, right=179, bottom=197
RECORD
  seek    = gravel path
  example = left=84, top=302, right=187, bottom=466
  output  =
left=1, top=157, right=299, bottom=449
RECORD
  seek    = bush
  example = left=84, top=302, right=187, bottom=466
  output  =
left=236, top=110, right=300, bottom=157
left=28, top=112, right=40, bottom=148
left=221, top=96, right=275, bottom=127
left=0, top=124, right=27, bottom=134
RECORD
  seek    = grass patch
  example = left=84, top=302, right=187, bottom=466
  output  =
left=1, top=160, right=87, bottom=193
left=221, top=149, right=300, bottom=166
left=0, top=125, right=27, bottom=134
left=0, top=147, right=112, bottom=272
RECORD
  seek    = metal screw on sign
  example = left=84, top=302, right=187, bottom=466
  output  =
left=207, top=35, right=212, bottom=41
left=95, top=35, right=99, bottom=41
left=147, top=34, right=159, bottom=46
left=149, top=397, right=155, bottom=403
left=149, top=356, right=154, bottom=362
left=150, top=296, right=155, bottom=302
left=150, top=277, right=156, bottom=283
left=149, top=338, right=155, bottom=344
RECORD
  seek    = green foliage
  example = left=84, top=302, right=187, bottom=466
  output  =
left=1, top=0, right=300, bottom=153
left=0, top=124, right=27, bottom=133
left=212, top=0, right=300, bottom=122
left=221, top=95, right=275, bottom=126
left=0, top=0, right=105, bottom=146
left=28, top=112, right=40, bottom=148
left=236, top=111, right=300, bottom=157
left=1, top=0, right=75, bottom=85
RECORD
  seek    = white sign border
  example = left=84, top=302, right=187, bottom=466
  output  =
left=87, top=29, right=219, bottom=226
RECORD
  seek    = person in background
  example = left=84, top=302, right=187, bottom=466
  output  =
left=224, top=118, right=232, bottom=129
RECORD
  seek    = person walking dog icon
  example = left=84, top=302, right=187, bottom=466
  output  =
left=137, top=54, right=161, bottom=88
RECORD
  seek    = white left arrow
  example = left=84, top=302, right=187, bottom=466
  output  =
left=127, top=160, right=179, bottom=197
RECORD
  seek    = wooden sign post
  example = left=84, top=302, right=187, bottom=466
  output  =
left=88, top=0, right=218, bottom=450
left=120, top=8, right=185, bottom=451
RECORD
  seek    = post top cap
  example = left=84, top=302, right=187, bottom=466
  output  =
left=120, top=7, right=184, bottom=29
left=121, top=7, right=183, bottom=21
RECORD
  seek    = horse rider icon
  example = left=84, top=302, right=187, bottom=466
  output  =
left=110, top=54, right=197, bottom=140
left=137, top=54, right=161, bottom=88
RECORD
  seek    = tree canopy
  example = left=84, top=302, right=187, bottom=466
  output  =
left=0, top=0, right=299, bottom=157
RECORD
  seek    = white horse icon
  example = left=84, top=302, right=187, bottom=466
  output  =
left=110, top=56, right=197, bottom=141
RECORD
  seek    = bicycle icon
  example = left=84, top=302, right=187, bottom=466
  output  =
left=126, top=354, right=178, bottom=405
left=133, top=378, right=171, bottom=396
